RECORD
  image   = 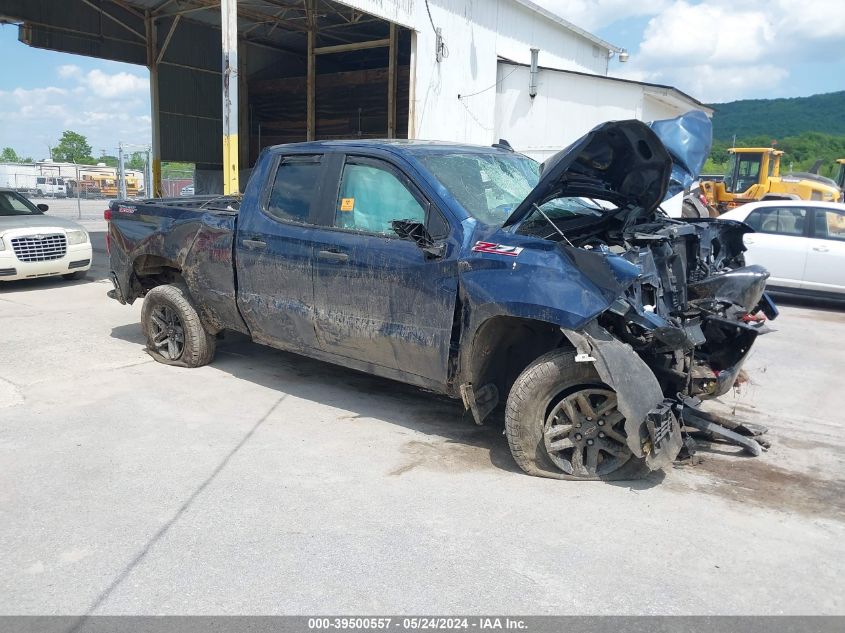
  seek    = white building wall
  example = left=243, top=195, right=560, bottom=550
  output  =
left=494, top=64, right=704, bottom=161
left=336, top=0, right=611, bottom=144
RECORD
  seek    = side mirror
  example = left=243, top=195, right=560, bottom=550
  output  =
left=37, top=204, right=49, bottom=212
left=392, top=219, right=445, bottom=259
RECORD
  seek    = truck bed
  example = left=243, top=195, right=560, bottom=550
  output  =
left=107, top=196, right=248, bottom=335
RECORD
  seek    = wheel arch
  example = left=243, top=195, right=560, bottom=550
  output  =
left=461, top=314, right=571, bottom=404
left=130, top=254, right=185, bottom=298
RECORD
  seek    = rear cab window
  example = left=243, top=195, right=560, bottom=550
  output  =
left=264, top=154, right=323, bottom=224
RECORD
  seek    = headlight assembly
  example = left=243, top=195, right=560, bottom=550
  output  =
left=66, top=229, right=89, bottom=245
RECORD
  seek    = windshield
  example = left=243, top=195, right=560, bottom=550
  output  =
left=418, top=152, right=540, bottom=225
left=0, top=191, right=41, bottom=216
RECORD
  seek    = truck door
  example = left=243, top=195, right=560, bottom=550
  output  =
left=803, top=207, right=845, bottom=295
left=310, top=153, right=458, bottom=387
left=235, top=153, right=328, bottom=352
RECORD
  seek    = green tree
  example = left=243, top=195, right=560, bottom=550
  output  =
left=52, top=130, right=94, bottom=164
left=127, top=152, right=147, bottom=171
left=1, top=147, right=19, bottom=162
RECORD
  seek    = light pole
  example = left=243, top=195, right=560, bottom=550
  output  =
left=118, top=143, right=127, bottom=200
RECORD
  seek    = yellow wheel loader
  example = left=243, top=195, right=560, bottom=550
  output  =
left=701, top=148, right=841, bottom=212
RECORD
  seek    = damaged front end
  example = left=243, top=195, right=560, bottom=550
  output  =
left=506, top=117, right=777, bottom=469
left=557, top=218, right=777, bottom=467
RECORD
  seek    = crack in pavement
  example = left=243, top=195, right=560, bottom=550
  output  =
left=68, top=394, right=287, bottom=624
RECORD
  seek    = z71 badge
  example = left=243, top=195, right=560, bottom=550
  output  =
left=471, top=241, right=524, bottom=257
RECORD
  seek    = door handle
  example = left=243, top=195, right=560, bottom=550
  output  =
left=812, top=246, right=830, bottom=252
left=242, top=238, right=266, bottom=250
left=318, top=249, right=349, bottom=263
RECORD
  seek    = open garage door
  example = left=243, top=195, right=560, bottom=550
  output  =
left=0, top=0, right=413, bottom=191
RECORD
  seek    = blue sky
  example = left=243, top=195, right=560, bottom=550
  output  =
left=0, top=24, right=151, bottom=161
left=538, top=0, right=845, bottom=103
left=1, top=1, right=844, bottom=159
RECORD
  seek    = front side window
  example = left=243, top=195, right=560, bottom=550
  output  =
left=814, top=208, right=845, bottom=241
left=745, top=206, right=806, bottom=236
left=0, top=191, right=41, bottom=216
left=266, top=156, right=321, bottom=224
left=334, top=161, right=426, bottom=235
left=418, top=152, right=540, bottom=226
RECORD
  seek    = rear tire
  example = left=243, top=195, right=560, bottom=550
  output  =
left=141, top=284, right=216, bottom=367
left=505, top=349, right=649, bottom=481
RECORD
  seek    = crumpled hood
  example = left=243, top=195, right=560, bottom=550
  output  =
left=0, top=214, right=86, bottom=233
left=648, top=110, right=712, bottom=196
left=503, top=119, right=672, bottom=228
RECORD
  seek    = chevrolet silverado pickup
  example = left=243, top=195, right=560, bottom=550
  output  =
left=106, top=116, right=777, bottom=481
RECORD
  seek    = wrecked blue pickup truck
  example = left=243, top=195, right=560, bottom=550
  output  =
left=107, top=117, right=776, bottom=480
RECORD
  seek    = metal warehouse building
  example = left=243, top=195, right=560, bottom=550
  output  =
left=0, top=0, right=710, bottom=194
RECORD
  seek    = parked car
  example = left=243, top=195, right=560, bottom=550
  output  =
left=180, top=185, right=195, bottom=196
left=106, top=119, right=776, bottom=481
left=720, top=200, right=845, bottom=298
left=0, top=189, right=92, bottom=282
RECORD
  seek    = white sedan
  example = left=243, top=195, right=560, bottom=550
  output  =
left=720, top=200, right=845, bottom=297
left=0, top=189, right=93, bottom=283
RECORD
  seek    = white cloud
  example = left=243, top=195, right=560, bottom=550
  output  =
left=535, top=0, right=672, bottom=32
left=0, top=67, right=151, bottom=159
left=57, top=65, right=148, bottom=99
left=82, top=69, right=147, bottom=98
left=607, top=0, right=845, bottom=102
left=57, top=64, right=82, bottom=79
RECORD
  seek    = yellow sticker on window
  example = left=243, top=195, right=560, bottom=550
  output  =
left=340, top=197, right=355, bottom=211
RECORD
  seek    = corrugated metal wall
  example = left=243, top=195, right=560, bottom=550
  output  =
left=9, top=0, right=146, bottom=64
left=156, top=17, right=224, bottom=163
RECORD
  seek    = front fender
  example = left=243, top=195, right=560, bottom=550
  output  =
left=458, top=242, right=628, bottom=332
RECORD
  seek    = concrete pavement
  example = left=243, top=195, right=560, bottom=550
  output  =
left=1, top=209, right=844, bottom=614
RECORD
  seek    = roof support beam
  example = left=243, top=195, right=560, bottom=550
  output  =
left=79, top=0, right=146, bottom=41
left=108, top=0, right=145, bottom=20
left=146, top=10, right=162, bottom=197
left=155, top=14, right=181, bottom=64
left=313, top=37, right=389, bottom=55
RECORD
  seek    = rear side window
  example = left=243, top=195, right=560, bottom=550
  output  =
left=265, top=156, right=321, bottom=224
left=745, top=207, right=806, bottom=236
left=814, top=208, right=845, bottom=241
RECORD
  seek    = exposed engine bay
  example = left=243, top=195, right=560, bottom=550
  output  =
left=559, top=211, right=772, bottom=398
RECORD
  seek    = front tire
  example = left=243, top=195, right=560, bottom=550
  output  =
left=505, top=349, right=649, bottom=481
left=141, top=284, right=216, bottom=367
